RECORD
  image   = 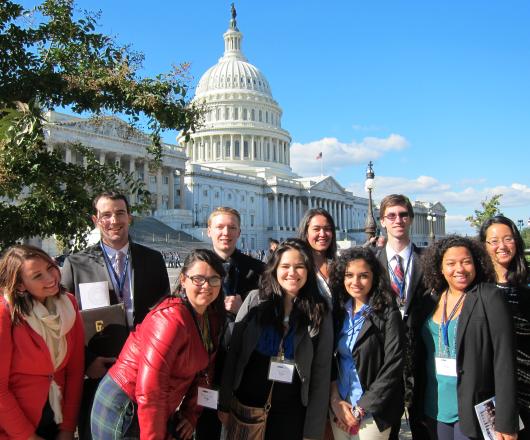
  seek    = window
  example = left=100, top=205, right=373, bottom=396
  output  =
left=251, top=109, right=255, bottom=121
left=216, top=107, right=220, bottom=120
left=234, top=108, right=238, bottom=120
left=215, top=192, right=220, bottom=199
left=227, top=193, right=232, bottom=201
left=250, top=215, right=255, bottom=227
left=150, top=176, right=156, bottom=184
left=250, top=196, right=254, bottom=203
left=241, top=195, right=245, bottom=202
left=203, top=190, right=208, bottom=197
left=243, top=109, right=248, bottom=120
left=265, top=111, right=269, bottom=123
left=163, top=176, right=169, bottom=184
left=225, top=140, right=231, bottom=157
left=259, top=110, right=262, bottom=122
left=216, top=142, right=221, bottom=158
left=253, top=141, right=258, bottom=159
left=234, top=140, right=240, bottom=157
left=224, top=107, right=229, bottom=120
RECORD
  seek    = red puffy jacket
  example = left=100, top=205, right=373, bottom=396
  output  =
left=109, top=296, right=221, bottom=440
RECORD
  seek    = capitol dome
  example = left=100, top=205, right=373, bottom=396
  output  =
left=179, top=6, right=295, bottom=179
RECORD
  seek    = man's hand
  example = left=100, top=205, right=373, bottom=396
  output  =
left=496, top=432, right=518, bottom=440
left=330, top=398, right=357, bottom=433
left=218, top=410, right=230, bottom=426
left=224, top=294, right=242, bottom=315
left=175, top=416, right=194, bottom=440
left=86, top=356, right=116, bottom=379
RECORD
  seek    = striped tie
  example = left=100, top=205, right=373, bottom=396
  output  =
left=391, top=255, right=404, bottom=299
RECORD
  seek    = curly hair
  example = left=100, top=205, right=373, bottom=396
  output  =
left=329, top=247, right=394, bottom=329
left=479, top=215, right=529, bottom=287
left=259, top=238, right=328, bottom=334
left=422, top=235, right=495, bottom=293
left=297, top=208, right=337, bottom=259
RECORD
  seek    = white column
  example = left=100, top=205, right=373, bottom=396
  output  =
left=179, top=170, right=185, bottom=209
left=286, top=195, right=291, bottom=230
left=241, top=134, right=244, bottom=160
left=279, top=194, right=285, bottom=229
left=143, top=161, right=149, bottom=187
left=168, top=169, right=175, bottom=209
left=230, top=135, right=234, bottom=160
left=273, top=194, right=279, bottom=230
left=156, top=168, right=162, bottom=209
left=251, top=135, right=255, bottom=160
left=65, top=147, right=72, bottom=163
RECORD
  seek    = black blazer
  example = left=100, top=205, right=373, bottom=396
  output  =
left=224, top=249, right=265, bottom=301
left=411, top=282, right=518, bottom=438
left=333, top=304, right=405, bottom=432
left=61, top=241, right=170, bottom=324
left=377, top=244, right=424, bottom=326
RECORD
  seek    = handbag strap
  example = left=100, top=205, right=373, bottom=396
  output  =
left=264, top=327, right=289, bottom=412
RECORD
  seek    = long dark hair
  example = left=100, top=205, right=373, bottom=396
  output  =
left=297, top=208, right=337, bottom=259
left=0, top=245, right=64, bottom=325
left=259, top=238, right=327, bottom=334
left=172, top=249, right=226, bottom=313
left=422, top=235, right=495, bottom=293
left=479, top=215, right=529, bottom=287
left=330, top=247, right=394, bottom=330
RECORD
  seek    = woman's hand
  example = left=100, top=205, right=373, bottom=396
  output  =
left=495, top=432, right=517, bottom=440
left=330, top=398, right=357, bottom=433
left=175, top=416, right=194, bottom=440
left=218, top=410, right=230, bottom=426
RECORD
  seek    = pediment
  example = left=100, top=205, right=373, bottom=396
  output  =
left=55, top=116, right=150, bottom=143
left=308, top=176, right=346, bottom=195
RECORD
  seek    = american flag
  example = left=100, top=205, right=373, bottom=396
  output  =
left=316, top=152, right=322, bottom=160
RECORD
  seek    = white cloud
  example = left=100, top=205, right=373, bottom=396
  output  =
left=290, top=134, right=409, bottom=176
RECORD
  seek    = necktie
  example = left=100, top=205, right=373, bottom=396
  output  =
left=114, top=251, right=132, bottom=310
left=391, top=255, right=405, bottom=299
left=222, top=261, right=232, bottom=297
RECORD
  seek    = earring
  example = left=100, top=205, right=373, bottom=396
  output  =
left=16, top=289, right=27, bottom=297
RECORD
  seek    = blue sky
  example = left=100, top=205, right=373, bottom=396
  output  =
left=24, top=0, right=530, bottom=234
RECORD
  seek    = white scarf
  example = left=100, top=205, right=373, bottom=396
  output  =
left=24, top=294, right=76, bottom=424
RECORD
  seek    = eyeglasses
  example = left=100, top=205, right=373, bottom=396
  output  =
left=485, top=237, right=515, bottom=247
left=184, top=274, right=222, bottom=287
left=383, top=212, right=410, bottom=222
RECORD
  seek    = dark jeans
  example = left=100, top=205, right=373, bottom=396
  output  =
left=195, top=407, right=222, bottom=439
left=36, top=400, right=59, bottom=440
left=425, top=417, right=470, bottom=440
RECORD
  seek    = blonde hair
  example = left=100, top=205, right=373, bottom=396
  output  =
left=0, top=245, right=62, bottom=325
left=207, top=206, right=241, bottom=227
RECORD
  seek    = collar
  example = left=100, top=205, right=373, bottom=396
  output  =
left=101, top=241, right=129, bottom=258
left=385, top=241, right=412, bottom=262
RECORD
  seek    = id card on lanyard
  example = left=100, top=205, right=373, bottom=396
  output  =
left=100, top=243, right=129, bottom=299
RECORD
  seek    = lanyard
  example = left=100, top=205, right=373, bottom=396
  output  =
left=441, top=289, right=465, bottom=348
left=388, top=251, right=412, bottom=300
left=100, top=242, right=130, bottom=298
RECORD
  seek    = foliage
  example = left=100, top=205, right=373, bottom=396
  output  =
left=0, top=0, right=204, bottom=250
left=521, top=227, right=530, bottom=250
left=465, top=194, right=503, bottom=231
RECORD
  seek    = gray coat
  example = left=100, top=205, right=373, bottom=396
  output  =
left=219, top=289, right=333, bottom=440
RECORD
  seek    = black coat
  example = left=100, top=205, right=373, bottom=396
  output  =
left=223, top=249, right=265, bottom=301
left=333, top=304, right=405, bottom=432
left=410, top=282, right=519, bottom=438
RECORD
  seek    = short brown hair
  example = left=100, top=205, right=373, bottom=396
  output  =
left=93, top=192, right=131, bottom=215
left=379, top=194, right=414, bottom=219
left=208, top=207, right=241, bottom=227
left=0, top=245, right=63, bottom=325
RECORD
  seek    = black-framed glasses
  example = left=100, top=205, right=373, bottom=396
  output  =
left=485, top=236, right=515, bottom=247
left=184, top=274, right=222, bottom=287
left=383, top=212, right=410, bottom=222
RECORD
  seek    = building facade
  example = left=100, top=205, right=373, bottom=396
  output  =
left=42, top=8, right=446, bottom=251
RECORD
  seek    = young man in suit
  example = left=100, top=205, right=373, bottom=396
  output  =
left=61, top=191, right=170, bottom=439
left=195, top=206, right=264, bottom=440
left=378, top=194, right=429, bottom=440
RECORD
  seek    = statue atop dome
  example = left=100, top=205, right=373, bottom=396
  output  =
left=230, top=3, right=238, bottom=30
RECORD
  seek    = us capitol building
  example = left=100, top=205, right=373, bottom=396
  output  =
left=44, top=7, right=445, bottom=251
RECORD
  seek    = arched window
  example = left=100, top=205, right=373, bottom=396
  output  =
left=234, top=108, right=239, bottom=120
left=243, top=108, right=248, bottom=120
left=251, top=109, right=255, bottom=121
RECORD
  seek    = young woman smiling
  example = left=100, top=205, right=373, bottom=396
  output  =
left=0, top=245, right=84, bottom=440
left=219, top=238, right=332, bottom=439
left=412, top=236, right=518, bottom=440
left=329, top=247, right=404, bottom=440
left=90, top=249, right=225, bottom=440
left=480, top=216, right=530, bottom=439
left=297, top=208, right=338, bottom=304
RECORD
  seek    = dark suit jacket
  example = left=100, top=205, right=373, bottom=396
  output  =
left=224, top=249, right=265, bottom=301
left=333, top=304, right=405, bottom=432
left=378, top=244, right=424, bottom=326
left=61, top=241, right=170, bottom=325
left=411, top=283, right=518, bottom=438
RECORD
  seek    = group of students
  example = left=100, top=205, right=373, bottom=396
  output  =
left=0, top=193, right=528, bottom=440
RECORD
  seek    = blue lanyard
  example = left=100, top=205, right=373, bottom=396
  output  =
left=100, top=242, right=130, bottom=297
left=441, top=290, right=465, bottom=348
left=388, top=251, right=412, bottom=299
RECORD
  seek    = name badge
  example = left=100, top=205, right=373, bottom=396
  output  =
left=268, top=357, right=295, bottom=383
left=197, top=387, right=219, bottom=409
left=435, top=357, right=457, bottom=377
